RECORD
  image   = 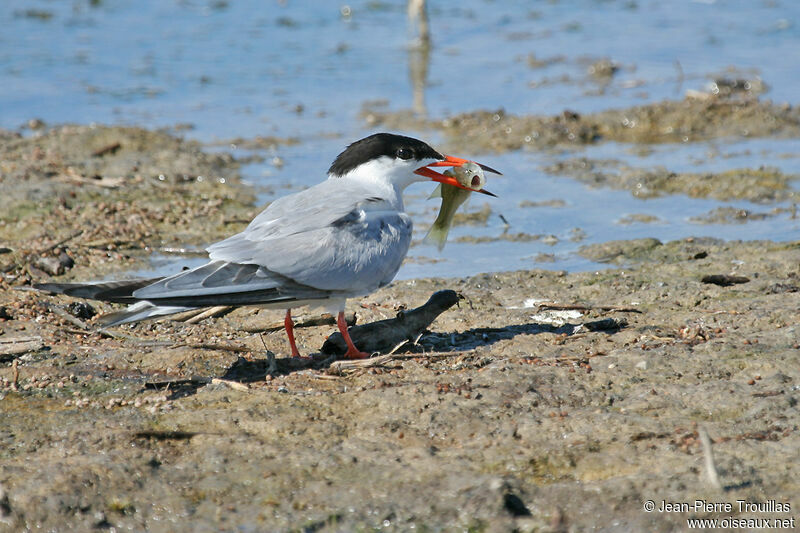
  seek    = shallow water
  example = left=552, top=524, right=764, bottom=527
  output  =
left=3, top=0, right=800, bottom=279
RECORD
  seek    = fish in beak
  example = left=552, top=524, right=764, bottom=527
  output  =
left=420, top=158, right=500, bottom=251
left=414, top=155, right=500, bottom=197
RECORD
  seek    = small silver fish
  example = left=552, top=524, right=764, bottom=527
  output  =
left=424, top=162, right=486, bottom=251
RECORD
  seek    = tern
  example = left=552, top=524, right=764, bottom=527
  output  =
left=35, top=133, right=500, bottom=359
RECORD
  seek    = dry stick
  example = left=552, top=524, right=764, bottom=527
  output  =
left=244, top=312, right=356, bottom=333
left=536, top=302, right=642, bottom=314
left=11, top=360, right=19, bottom=391
left=388, top=339, right=411, bottom=355
left=171, top=306, right=233, bottom=323
left=0, top=336, right=44, bottom=357
left=327, top=349, right=463, bottom=374
left=210, top=378, right=250, bottom=392
left=698, top=426, right=723, bottom=490
left=185, top=306, right=233, bottom=324
left=186, top=343, right=251, bottom=353
left=63, top=328, right=91, bottom=336
left=554, top=352, right=608, bottom=363
left=327, top=354, right=396, bottom=374
left=56, top=169, right=125, bottom=189
left=391, top=351, right=463, bottom=360
left=38, top=230, right=85, bottom=255
left=91, top=141, right=121, bottom=157
left=0, top=335, right=42, bottom=345
left=170, top=308, right=211, bottom=322
left=100, top=330, right=169, bottom=343
left=385, top=332, right=425, bottom=356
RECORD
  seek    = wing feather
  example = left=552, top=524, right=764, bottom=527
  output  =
left=206, top=180, right=412, bottom=294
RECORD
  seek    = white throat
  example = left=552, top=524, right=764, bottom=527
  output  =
left=328, top=156, right=438, bottom=207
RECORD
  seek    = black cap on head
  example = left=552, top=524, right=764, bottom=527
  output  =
left=328, top=133, right=444, bottom=177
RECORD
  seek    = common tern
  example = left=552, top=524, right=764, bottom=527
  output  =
left=35, top=133, right=500, bottom=359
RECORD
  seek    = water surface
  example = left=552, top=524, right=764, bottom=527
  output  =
left=3, top=0, right=799, bottom=279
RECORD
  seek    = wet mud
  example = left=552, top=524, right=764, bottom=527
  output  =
left=0, top=125, right=256, bottom=283
left=363, top=95, right=800, bottom=153
left=543, top=158, right=799, bottom=203
left=1, top=125, right=799, bottom=531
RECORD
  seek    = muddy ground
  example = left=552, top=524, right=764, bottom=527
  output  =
left=1, top=115, right=799, bottom=532
left=363, top=93, right=800, bottom=154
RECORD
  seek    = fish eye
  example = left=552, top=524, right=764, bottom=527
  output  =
left=396, top=148, right=413, bottom=160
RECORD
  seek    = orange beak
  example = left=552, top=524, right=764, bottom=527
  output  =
left=414, top=155, right=500, bottom=197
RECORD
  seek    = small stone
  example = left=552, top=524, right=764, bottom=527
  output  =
left=58, top=251, right=75, bottom=271
left=635, top=360, right=649, bottom=370
left=34, top=256, right=64, bottom=276
left=67, top=302, right=97, bottom=320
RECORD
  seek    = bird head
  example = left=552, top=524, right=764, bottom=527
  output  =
left=327, top=132, right=499, bottom=195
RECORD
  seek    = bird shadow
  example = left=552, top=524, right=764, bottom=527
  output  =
left=424, top=316, right=628, bottom=353
left=144, top=316, right=627, bottom=400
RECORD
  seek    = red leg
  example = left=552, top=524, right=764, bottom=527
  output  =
left=284, top=309, right=306, bottom=359
left=337, top=310, right=370, bottom=359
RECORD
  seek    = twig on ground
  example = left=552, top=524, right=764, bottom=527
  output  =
left=388, top=340, right=411, bottom=355
left=243, top=312, right=355, bottom=333
left=37, top=230, right=85, bottom=255
left=186, top=343, right=251, bottom=353
left=536, top=302, right=642, bottom=314
left=312, top=374, right=342, bottom=380
left=327, top=354, right=396, bottom=375
left=185, top=306, right=234, bottom=324
left=553, top=352, right=607, bottom=363
left=391, top=351, right=463, bottom=360
left=143, top=377, right=208, bottom=389
left=171, top=306, right=233, bottom=323
left=327, top=350, right=463, bottom=374
left=210, top=378, right=250, bottom=392
left=0, top=336, right=44, bottom=358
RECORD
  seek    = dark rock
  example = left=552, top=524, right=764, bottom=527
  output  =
left=67, top=302, right=97, bottom=320
left=701, top=274, right=750, bottom=286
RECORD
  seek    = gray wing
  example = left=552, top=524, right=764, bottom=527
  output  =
left=214, top=179, right=366, bottom=242
left=132, top=261, right=330, bottom=306
left=135, top=180, right=412, bottom=303
left=206, top=180, right=413, bottom=295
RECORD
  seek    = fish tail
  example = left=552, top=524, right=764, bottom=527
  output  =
left=423, top=224, right=449, bottom=251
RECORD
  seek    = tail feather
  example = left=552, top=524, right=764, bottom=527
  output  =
left=34, top=277, right=191, bottom=328
left=96, top=301, right=192, bottom=328
left=34, top=278, right=163, bottom=304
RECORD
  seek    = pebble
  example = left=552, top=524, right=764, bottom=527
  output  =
left=635, top=360, right=649, bottom=370
left=34, top=256, right=65, bottom=276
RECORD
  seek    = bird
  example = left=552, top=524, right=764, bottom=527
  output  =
left=35, top=133, right=500, bottom=360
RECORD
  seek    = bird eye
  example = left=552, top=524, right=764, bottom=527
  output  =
left=396, top=148, right=413, bottom=160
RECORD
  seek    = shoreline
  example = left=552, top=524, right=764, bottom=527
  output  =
left=1, top=122, right=798, bottom=531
